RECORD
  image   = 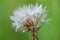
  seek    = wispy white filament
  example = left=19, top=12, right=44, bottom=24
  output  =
left=10, top=4, right=48, bottom=32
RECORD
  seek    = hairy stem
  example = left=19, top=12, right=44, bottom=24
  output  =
left=31, top=27, right=35, bottom=40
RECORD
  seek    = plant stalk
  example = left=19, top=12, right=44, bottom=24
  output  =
left=31, top=27, right=35, bottom=40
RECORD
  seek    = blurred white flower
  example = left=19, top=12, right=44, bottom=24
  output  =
left=10, top=4, right=48, bottom=32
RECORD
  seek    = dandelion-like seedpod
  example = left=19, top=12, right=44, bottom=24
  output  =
left=10, top=3, right=51, bottom=40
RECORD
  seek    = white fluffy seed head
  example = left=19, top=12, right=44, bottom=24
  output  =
left=10, top=4, right=48, bottom=32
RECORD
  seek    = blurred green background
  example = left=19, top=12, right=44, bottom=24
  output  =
left=0, top=0, right=59, bottom=40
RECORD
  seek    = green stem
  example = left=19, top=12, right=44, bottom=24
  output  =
left=31, top=27, right=35, bottom=40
